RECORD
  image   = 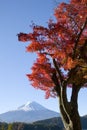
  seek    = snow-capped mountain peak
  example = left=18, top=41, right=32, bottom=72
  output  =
left=17, top=101, right=46, bottom=111
left=0, top=101, right=59, bottom=123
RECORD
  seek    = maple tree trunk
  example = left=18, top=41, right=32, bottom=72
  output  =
left=59, top=102, right=82, bottom=130
left=58, top=86, right=82, bottom=130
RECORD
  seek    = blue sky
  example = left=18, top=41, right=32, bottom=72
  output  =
left=0, top=0, right=87, bottom=116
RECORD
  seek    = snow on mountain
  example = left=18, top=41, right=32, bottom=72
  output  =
left=17, top=101, right=46, bottom=111
left=0, top=101, right=60, bottom=123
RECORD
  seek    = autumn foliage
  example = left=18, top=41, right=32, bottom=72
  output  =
left=18, top=0, right=87, bottom=99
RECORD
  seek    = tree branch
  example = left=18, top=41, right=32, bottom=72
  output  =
left=70, top=84, right=81, bottom=118
left=53, top=58, right=63, bottom=84
left=51, top=72, right=61, bottom=96
left=73, top=18, right=87, bottom=59
left=71, top=85, right=80, bottom=105
left=59, top=83, right=71, bottom=125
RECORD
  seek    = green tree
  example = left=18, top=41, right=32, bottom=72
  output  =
left=8, top=124, right=13, bottom=130
left=18, top=0, right=87, bottom=130
left=1, top=125, right=5, bottom=130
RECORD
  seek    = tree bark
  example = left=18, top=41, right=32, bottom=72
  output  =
left=59, top=103, right=82, bottom=130
left=58, top=85, right=82, bottom=130
left=52, top=58, right=82, bottom=130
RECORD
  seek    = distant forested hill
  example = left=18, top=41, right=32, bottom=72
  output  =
left=0, top=115, right=87, bottom=130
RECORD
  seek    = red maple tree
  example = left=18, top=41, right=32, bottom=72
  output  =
left=18, top=0, right=87, bottom=130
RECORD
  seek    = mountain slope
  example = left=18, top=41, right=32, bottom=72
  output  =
left=0, top=101, right=59, bottom=123
left=17, top=101, right=47, bottom=111
left=34, top=116, right=87, bottom=130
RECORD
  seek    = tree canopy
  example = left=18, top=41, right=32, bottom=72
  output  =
left=18, top=0, right=87, bottom=98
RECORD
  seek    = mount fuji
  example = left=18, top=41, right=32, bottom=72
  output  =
left=0, top=101, right=60, bottom=123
